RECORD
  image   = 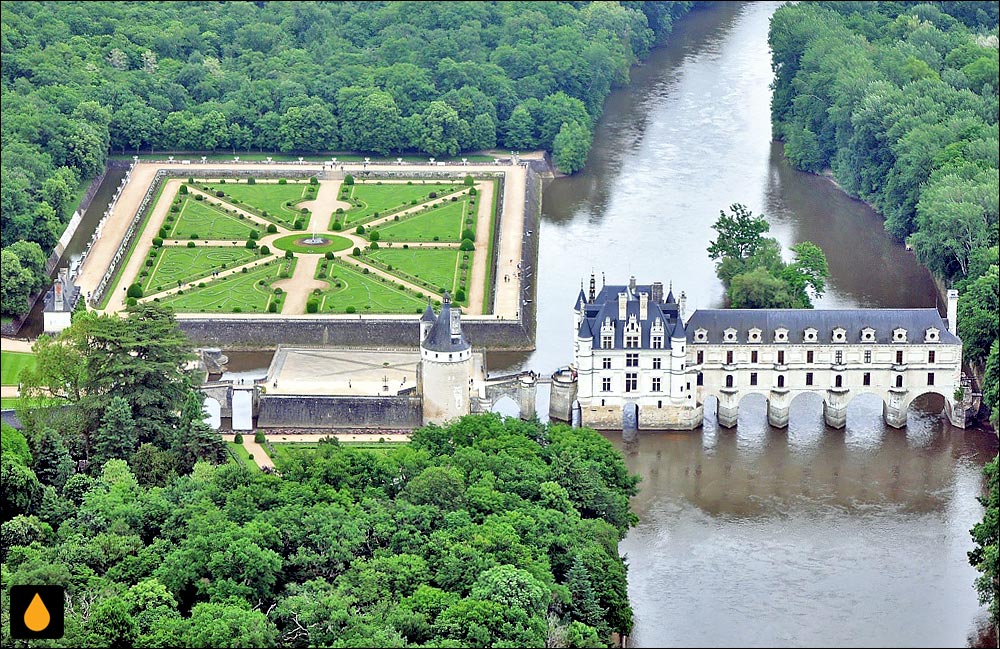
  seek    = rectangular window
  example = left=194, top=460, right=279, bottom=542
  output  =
left=652, top=357, right=661, bottom=369
left=778, top=350, right=785, bottom=365
left=626, top=353, right=639, bottom=367
left=896, top=350, right=904, bottom=364
left=751, top=350, right=759, bottom=363
left=602, top=357, right=611, bottom=369
left=806, top=372, right=814, bottom=386
left=864, top=350, right=872, bottom=363
left=863, top=372, right=871, bottom=386
left=928, top=350, right=935, bottom=363
left=927, top=372, right=934, bottom=386
left=602, top=334, right=613, bottom=349
left=835, top=350, right=843, bottom=365
left=625, top=373, right=638, bottom=393
left=652, top=336, right=663, bottom=349
left=807, top=350, right=814, bottom=363
left=750, top=372, right=758, bottom=386
left=726, top=350, right=734, bottom=364
left=697, top=373, right=704, bottom=386
left=652, top=377, right=661, bottom=392
left=625, top=335, right=639, bottom=349
left=697, top=351, right=704, bottom=365
left=601, top=377, right=611, bottom=392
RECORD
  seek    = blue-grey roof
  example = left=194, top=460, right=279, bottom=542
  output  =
left=420, top=303, right=436, bottom=322
left=422, top=294, right=471, bottom=353
left=685, top=309, right=958, bottom=345
left=576, top=284, right=683, bottom=349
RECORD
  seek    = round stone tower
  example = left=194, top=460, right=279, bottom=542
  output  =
left=420, top=293, right=473, bottom=425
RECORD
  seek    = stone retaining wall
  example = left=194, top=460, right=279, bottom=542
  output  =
left=257, top=394, right=422, bottom=429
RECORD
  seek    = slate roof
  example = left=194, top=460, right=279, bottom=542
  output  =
left=420, top=303, right=436, bottom=322
left=422, top=293, right=471, bottom=353
left=685, top=309, right=959, bottom=345
left=43, top=281, right=80, bottom=312
left=577, top=284, right=683, bottom=349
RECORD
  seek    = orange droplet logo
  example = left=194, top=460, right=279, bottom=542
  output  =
left=24, top=593, right=51, bottom=632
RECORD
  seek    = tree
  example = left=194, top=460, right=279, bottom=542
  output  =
left=968, top=456, right=998, bottom=627
left=337, top=87, right=403, bottom=155
left=957, top=265, right=999, bottom=364
left=552, top=120, right=592, bottom=174
left=503, top=105, right=537, bottom=150
left=94, top=396, right=139, bottom=467
left=278, top=104, right=339, bottom=153
left=707, top=204, right=771, bottom=262
left=415, top=101, right=468, bottom=157
left=88, top=596, right=139, bottom=649
left=0, top=248, right=37, bottom=317
left=566, top=556, right=606, bottom=633
left=983, top=340, right=999, bottom=428
left=28, top=427, right=74, bottom=490
left=728, top=267, right=798, bottom=308
left=183, top=602, right=278, bottom=648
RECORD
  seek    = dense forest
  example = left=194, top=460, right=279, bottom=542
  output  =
left=0, top=1, right=695, bottom=318
left=2, top=304, right=639, bottom=647
left=769, top=1, right=999, bottom=623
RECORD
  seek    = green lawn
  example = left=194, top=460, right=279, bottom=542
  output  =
left=226, top=441, right=261, bottom=472
left=166, top=198, right=258, bottom=240
left=315, top=260, right=427, bottom=314
left=366, top=247, right=464, bottom=295
left=272, top=233, right=353, bottom=254
left=375, top=198, right=471, bottom=242
left=338, top=182, right=463, bottom=225
left=142, top=246, right=260, bottom=293
left=203, top=181, right=311, bottom=227
left=159, top=258, right=294, bottom=313
left=1, top=351, right=36, bottom=386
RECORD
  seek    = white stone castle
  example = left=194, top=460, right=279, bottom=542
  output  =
left=566, top=275, right=968, bottom=430
left=419, top=293, right=474, bottom=425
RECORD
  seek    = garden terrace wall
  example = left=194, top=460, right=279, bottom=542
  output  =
left=256, top=394, right=422, bottom=429
left=176, top=316, right=534, bottom=350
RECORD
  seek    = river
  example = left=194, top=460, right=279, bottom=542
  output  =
left=516, top=3, right=994, bottom=646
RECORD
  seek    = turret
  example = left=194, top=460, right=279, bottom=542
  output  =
left=420, top=292, right=473, bottom=425
left=420, top=303, right=435, bottom=342
left=947, top=289, right=958, bottom=336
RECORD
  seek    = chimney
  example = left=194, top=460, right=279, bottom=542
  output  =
left=618, top=292, right=628, bottom=321
left=53, top=278, right=64, bottom=312
left=679, top=291, right=687, bottom=320
left=629, top=275, right=636, bottom=293
left=947, top=289, right=958, bottom=335
left=651, top=281, right=663, bottom=304
left=639, top=292, right=648, bottom=320
left=589, top=272, right=596, bottom=303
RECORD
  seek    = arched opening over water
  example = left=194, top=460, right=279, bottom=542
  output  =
left=490, top=395, right=520, bottom=419
left=845, top=392, right=889, bottom=450
left=905, top=391, right=949, bottom=448
left=203, top=396, right=222, bottom=430
left=787, top=391, right=825, bottom=449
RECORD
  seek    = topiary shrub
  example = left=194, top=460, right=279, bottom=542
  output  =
left=325, top=251, right=335, bottom=260
left=402, top=244, right=409, bottom=249
left=306, top=299, right=319, bottom=314
left=461, top=228, right=475, bottom=240
left=464, top=175, right=475, bottom=186
left=344, top=174, right=354, bottom=185
left=294, top=219, right=305, bottom=230
left=179, top=184, right=189, bottom=195
left=300, top=207, right=309, bottom=214
left=278, top=178, right=288, bottom=185
left=187, top=241, right=196, bottom=248
left=355, top=225, right=365, bottom=234
left=234, top=433, right=243, bottom=443
left=158, top=226, right=168, bottom=238
left=187, top=176, right=194, bottom=184
left=250, top=230, right=259, bottom=240
left=246, top=239, right=257, bottom=249
left=194, top=194, right=204, bottom=201
left=455, top=289, right=466, bottom=302
left=190, top=233, right=199, bottom=239
left=362, top=268, right=370, bottom=274
left=369, top=230, right=380, bottom=242
left=248, top=177, right=256, bottom=184
left=352, top=247, right=361, bottom=256
left=469, top=187, right=477, bottom=196
left=241, top=267, right=248, bottom=273
left=346, top=306, right=356, bottom=314
left=215, top=190, right=225, bottom=197
left=429, top=191, right=438, bottom=199
left=332, top=221, right=342, bottom=231
left=170, top=205, right=180, bottom=213
left=310, top=176, right=318, bottom=185
left=336, top=207, right=344, bottom=214
left=284, top=250, right=294, bottom=259
left=459, top=239, right=475, bottom=251
left=267, top=302, right=277, bottom=313
left=126, top=297, right=138, bottom=307
left=127, top=283, right=144, bottom=299
left=267, top=224, right=277, bottom=233
left=219, top=179, right=227, bottom=184
left=145, top=259, right=154, bottom=268
left=254, top=431, right=265, bottom=443
left=259, top=246, right=270, bottom=255
left=369, top=242, right=379, bottom=250
left=152, top=237, right=163, bottom=247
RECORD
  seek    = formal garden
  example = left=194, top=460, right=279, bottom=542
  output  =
left=109, top=173, right=498, bottom=315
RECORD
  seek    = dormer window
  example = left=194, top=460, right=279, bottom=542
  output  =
left=651, top=334, right=663, bottom=349
left=724, top=328, right=737, bottom=342
left=925, top=328, right=939, bottom=343
left=748, top=327, right=762, bottom=343
left=804, top=328, right=818, bottom=342
left=861, top=327, right=876, bottom=342
left=624, top=316, right=640, bottom=349
left=695, top=328, right=708, bottom=342
left=774, top=328, right=788, bottom=343
left=601, top=317, right=614, bottom=349
left=832, top=327, right=847, bottom=343
left=893, top=328, right=907, bottom=343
